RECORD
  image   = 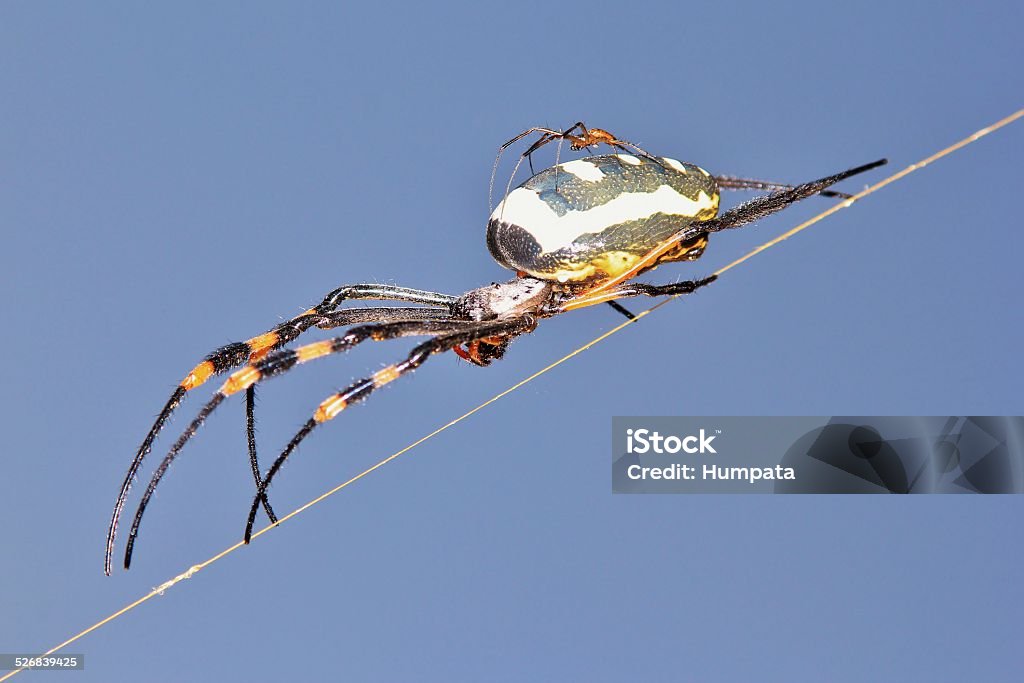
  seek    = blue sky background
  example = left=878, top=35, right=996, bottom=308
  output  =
left=2, top=2, right=1022, bottom=681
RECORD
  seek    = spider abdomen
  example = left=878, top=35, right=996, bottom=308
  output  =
left=487, top=154, right=720, bottom=283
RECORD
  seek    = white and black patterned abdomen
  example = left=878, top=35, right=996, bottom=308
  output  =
left=487, top=154, right=720, bottom=283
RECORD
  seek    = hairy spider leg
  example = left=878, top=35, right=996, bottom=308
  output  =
left=244, top=386, right=275, bottom=524
left=316, top=307, right=459, bottom=328
left=714, top=175, right=852, bottom=199
left=106, top=285, right=459, bottom=574
left=243, top=315, right=539, bottom=542
left=122, top=314, right=475, bottom=569
left=560, top=276, right=720, bottom=310
left=243, top=306, right=463, bottom=521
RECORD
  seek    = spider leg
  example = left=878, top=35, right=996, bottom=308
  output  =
left=564, top=276, right=719, bottom=311
left=107, top=284, right=458, bottom=574
left=597, top=138, right=663, bottom=167
left=559, top=121, right=589, bottom=140
left=246, top=385, right=276, bottom=524
left=243, top=315, right=538, bottom=543
left=605, top=301, right=637, bottom=320
left=490, top=127, right=565, bottom=210
left=511, top=122, right=589, bottom=158
left=695, top=158, right=888, bottom=235
left=497, top=126, right=567, bottom=153
left=122, top=315, right=479, bottom=569
left=222, top=310, right=460, bottom=530
left=714, top=175, right=852, bottom=199
left=316, top=306, right=456, bottom=328
left=493, top=132, right=575, bottom=214
left=523, top=121, right=594, bottom=156
left=521, top=132, right=563, bottom=173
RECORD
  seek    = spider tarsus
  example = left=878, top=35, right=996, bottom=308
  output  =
left=123, top=393, right=226, bottom=570
left=105, top=386, right=187, bottom=575
left=246, top=385, right=278, bottom=524
left=245, top=418, right=318, bottom=543
left=606, top=301, right=637, bottom=320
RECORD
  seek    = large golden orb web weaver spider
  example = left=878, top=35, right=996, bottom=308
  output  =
left=105, top=122, right=886, bottom=573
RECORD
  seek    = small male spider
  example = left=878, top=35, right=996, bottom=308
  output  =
left=105, top=123, right=886, bottom=573
left=502, top=121, right=662, bottom=172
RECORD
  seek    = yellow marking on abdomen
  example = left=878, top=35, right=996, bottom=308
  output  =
left=314, top=394, right=347, bottom=423
left=296, top=340, right=333, bottom=363
left=373, top=366, right=400, bottom=387
left=221, top=366, right=261, bottom=396
left=180, top=360, right=215, bottom=390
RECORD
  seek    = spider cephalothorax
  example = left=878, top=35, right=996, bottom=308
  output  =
left=105, top=122, right=885, bottom=573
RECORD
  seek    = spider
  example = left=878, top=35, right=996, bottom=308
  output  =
left=500, top=121, right=663, bottom=174
left=105, top=123, right=886, bottom=573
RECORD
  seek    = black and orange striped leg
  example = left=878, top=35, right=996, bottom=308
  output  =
left=107, top=284, right=459, bottom=574
left=122, top=315, right=478, bottom=569
left=243, top=315, right=538, bottom=542
left=246, top=310, right=458, bottom=525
